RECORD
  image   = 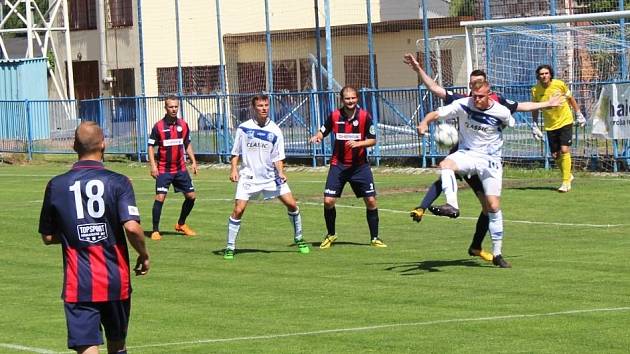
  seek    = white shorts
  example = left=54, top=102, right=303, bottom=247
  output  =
left=446, top=150, right=503, bottom=196
left=235, top=179, right=291, bottom=201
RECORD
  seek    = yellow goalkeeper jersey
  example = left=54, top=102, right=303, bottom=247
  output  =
left=531, top=79, right=574, bottom=130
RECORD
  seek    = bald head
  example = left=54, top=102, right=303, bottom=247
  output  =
left=73, top=121, right=105, bottom=158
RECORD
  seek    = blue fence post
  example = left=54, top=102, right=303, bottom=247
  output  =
left=25, top=100, right=33, bottom=160
left=134, top=96, right=142, bottom=161
left=366, top=0, right=380, bottom=166
left=264, top=0, right=275, bottom=119
left=418, top=88, right=427, bottom=168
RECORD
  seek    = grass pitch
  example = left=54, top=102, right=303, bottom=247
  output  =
left=1, top=160, right=629, bottom=353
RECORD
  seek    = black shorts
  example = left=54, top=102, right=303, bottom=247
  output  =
left=324, top=163, right=376, bottom=198
left=155, top=171, right=194, bottom=194
left=546, top=123, right=573, bottom=154
left=64, top=299, right=130, bottom=350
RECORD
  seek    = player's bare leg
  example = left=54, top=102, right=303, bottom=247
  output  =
left=224, top=199, right=248, bottom=260
left=278, top=192, right=309, bottom=254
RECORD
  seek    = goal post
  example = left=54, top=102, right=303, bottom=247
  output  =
left=460, top=10, right=630, bottom=169
left=462, top=10, right=630, bottom=84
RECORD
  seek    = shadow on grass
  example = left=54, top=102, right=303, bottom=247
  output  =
left=508, top=186, right=558, bottom=191
left=383, top=258, right=489, bottom=275
left=210, top=248, right=295, bottom=257
left=143, top=231, right=184, bottom=238
left=315, top=241, right=369, bottom=248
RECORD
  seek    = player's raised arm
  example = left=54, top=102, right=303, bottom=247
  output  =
left=403, top=53, right=447, bottom=99
left=515, top=93, right=564, bottom=112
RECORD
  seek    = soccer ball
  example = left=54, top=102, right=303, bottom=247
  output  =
left=433, top=123, right=458, bottom=148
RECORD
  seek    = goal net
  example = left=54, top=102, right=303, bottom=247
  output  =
left=463, top=11, right=630, bottom=170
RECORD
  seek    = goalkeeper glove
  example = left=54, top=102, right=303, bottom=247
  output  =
left=575, top=111, right=586, bottom=127
left=531, top=125, right=544, bottom=141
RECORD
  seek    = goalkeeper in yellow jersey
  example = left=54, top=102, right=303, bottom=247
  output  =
left=531, top=64, right=585, bottom=193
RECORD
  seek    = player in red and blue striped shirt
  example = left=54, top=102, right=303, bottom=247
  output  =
left=39, top=121, right=149, bottom=353
left=310, top=86, right=386, bottom=249
left=147, top=96, right=198, bottom=240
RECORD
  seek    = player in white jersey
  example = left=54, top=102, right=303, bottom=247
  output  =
left=223, top=94, right=310, bottom=260
left=417, top=81, right=513, bottom=268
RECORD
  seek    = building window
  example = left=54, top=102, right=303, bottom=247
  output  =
left=272, top=60, right=298, bottom=92
left=109, top=0, right=133, bottom=28
left=111, top=68, right=135, bottom=97
left=344, top=55, right=377, bottom=90
left=157, top=66, right=221, bottom=96
left=69, top=0, right=97, bottom=31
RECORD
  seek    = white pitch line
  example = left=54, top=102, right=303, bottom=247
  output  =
left=299, top=202, right=627, bottom=228
left=0, top=343, right=56, bottom=353
left=13, top=199, right=626, bottom=228
left=125, top=306, right=630, bottom=351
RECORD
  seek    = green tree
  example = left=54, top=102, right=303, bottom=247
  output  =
left=1, top=0, right=49, bottom=30
left=449, top=0, right=475, bottom=16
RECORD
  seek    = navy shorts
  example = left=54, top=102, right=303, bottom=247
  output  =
left=324, top=163, right=376, bottom=198
left=155, top=171, right=194, bottom=194
left=64, top=299, right=130, bottom=350
left=546, top=123, right=573, bottom=154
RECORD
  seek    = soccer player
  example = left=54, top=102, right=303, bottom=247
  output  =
left=309, top=86, right=387, bottom=249
left=148, top=95, right=198, bottom=240
left=418, top=81, right=512, bottom=268
left=403, top=53, right=561, bottom=261
left=38, top=121, right=150, bottom=353
left=531, top=64, right=585, bottom=192
left=223, top=94, right=309, bottom=260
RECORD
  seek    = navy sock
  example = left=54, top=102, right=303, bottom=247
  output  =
left=419, top=179, right=442, bottom=209
left=152, top=200, right=164, bottom=231
left=469, top=212, right=489, bottom=250
left=178, top=198, right=195, bottom=225
left=366, top=208, right=379, bottom=240
left=324, top=207, right=336, bottom=235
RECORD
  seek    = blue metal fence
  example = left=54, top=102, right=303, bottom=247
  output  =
left=1, top=87, right=628, bottom=171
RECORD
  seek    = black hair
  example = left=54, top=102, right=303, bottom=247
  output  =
left=536, top=64, right=554, bottom=79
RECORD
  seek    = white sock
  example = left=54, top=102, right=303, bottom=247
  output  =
left=488, top=210, right=503, bottom=256
left=440, top=169, right=459, bottom=209
left=288, top=208, right=303, bottom=240
left=226, top=217, right=241, bottom=250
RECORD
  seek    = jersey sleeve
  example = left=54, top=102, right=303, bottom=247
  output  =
left=364, top=113, right=376, bottom=140
left=182, top=120, right=191, bottom=148
left=319, top=114, right=333, bottom=137
left=230, top=127, right=243, bottom=156
left=437, top=99, right=465, bottom=119
left=531, top=86, right=539, bottom=102
left=38, top=180, right=58, bottom=235
left=148, top=124, right=160, bottom=146
left=560, top=80, right=572, bottom=98
left=116, top=175, right=140, bottom=223
left=445, top=90, right=466, bottom=105
left=496, top=94, right=519, bottom=114
left=271, top=129, right=286, bottom=163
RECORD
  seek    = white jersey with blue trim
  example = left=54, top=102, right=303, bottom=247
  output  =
left=437, top=97, right=512, bottom=157
left=231, top=118, right=285, bottom=184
